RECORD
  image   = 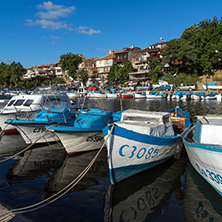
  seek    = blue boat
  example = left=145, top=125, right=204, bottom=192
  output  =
left=5, top=107, right=76, bottom=144
left=103, top=106, right=191, bottom=184
left=47, top=108, right=116, bottom=155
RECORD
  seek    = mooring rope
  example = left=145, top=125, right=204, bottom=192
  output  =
left=0, top=124, right=115, bottom=220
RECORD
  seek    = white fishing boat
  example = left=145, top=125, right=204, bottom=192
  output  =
left=183, top=115, right=222, bottom=196
left=106, top=90, right=119, bottom=98
left=203, top=82, right=222, bottom=90
left=145, top=91, right=157, bottom=99
left=47, top=108, right=114, bottom=155
left=204, top=93, right=218, bottom=100
left=66, top=83, right=87, bottom=98
left=5, top=107, right=76, bottom=144
left=103, top=106, right=191, bottom=184
left=134, top=92, right=146, bottom=99
left=86, top=90, right=106, bottom=98
left=0, top=86, right=78, bottom=134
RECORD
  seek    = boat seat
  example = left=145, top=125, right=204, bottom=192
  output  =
left=171, top=117, right=186, bottom=129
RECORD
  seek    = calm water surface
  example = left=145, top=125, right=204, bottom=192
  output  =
left=0, top=97, right=222, bottom=221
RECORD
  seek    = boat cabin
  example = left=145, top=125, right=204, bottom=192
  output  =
left=194, top=116, right=222, bottom=145
left=117, top=109, right=175, bottom=137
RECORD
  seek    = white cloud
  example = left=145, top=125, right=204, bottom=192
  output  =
left=72, top=26, right=101, bottom=35
left=43, top=35, right=60, bottom=39
left=25, top=19, right=67, bottom=29
left=36, top=1, right=76, bottom=20
left=1, top=58, right=13, bottom=63
left=25, top=1, right=101, bottom=35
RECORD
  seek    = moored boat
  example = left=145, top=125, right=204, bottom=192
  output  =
left=103, top=106, right=191, bottom=184
left=47, top=108, right=115, bottom=155
left=86, top=90, right=106, bottom=98
left=5, top=107, right=76, bottom=144
left=120, top=92, right=134, bottom=99
left=134, top=92, right=146, bottom=99
left=0, top=86, right=75, bottom=134
left=183, top=115, right=222, bottom=196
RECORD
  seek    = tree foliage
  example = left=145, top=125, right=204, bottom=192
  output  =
left=60, top=52, right=82, bottom=80
left=162, top=17, right=222, bottom=76
left=77, top=69, right=88, bottom=85
left=108, top=61, right=135, bottom=84
left=0, top=61, right=25, bottom=87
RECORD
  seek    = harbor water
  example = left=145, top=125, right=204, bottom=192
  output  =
left=0, top=97, right=222, bottom=221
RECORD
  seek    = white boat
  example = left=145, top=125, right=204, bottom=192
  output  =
left=86, top=90, right=106, bottom=98
left=205, top=93, right=218, bottom=100
left=103, top=106, right=192, bottom=184
left=145, top=91, right=157, bottom=99
left=203, top=82, right=222, bottom=90
left=0, top=86, right=78, bottom=134
left=106, top=91, right=119, bottom=98
left=183, top=115, right=222, bottom=196
left=66, top=84, right=87, bottom=98
left=5, top=107, right=76, bottom=144
left=134, top=92, right=146, bottom=99
left=47, top=108, right=114, bottom=155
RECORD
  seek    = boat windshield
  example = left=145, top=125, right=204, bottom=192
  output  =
left=32, top=86, right=66, bottom=95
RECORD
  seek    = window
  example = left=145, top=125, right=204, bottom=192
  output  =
left=23, top=99, right=34, bottom=106
left=7, top=100, right=15, bottom=107
left=14, top=99, right=25, bottom=106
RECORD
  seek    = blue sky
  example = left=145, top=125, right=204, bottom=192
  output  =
left=1, top=0, right=222, bottom=68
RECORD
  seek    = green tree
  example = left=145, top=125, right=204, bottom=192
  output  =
left=59, top=53, right=82, bottom=80
left=162, top=17, right=222, bottom=76
left=116, top=61, right=135, bottom=83
left=52, top=77, right=66, bottom=85
left=9, top=62, right=26, bottom=87
left=107, top=63, right=119, bottom=83
left=0, top=62, right=9, bottom=86
left=77, top=69, right=88, bottom=85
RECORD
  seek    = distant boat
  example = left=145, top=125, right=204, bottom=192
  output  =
left=203, top=82, right=222, bottom=90
left=120, top=92, right=134, bottom=99
left=183, top=115, right=222, bottom=196
left=145, top=91, right=158, bottom=99
left=106, top=89, right=119, bottom=98
left=134, top=92, right=146, bottom=99
left=205, top=93, right=218, bottom=100
left=86, top=90, right=106, bottom=98
left=103, top=106, right=192, bottom=184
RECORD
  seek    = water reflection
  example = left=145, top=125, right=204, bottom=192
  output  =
left=6, top=144, right=67, bottom=181
left=0, top=132, right=27, bottom=157
left=104, top=157, right=187, bottom=222
left=45, top=148, right=108, bottom=197
left=183, top=164, right=222, bottom=221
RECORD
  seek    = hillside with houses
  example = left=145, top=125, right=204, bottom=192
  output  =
left=22, top=42, right=167, bottom=87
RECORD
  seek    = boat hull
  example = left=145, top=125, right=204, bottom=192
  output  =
left=134, top=93, right=146, bottom=99
left=54, top=130, right=105, bottom=154
left=106, top=93, right=118, bottom=98
left=183, top=126, right=222, bottom=196
left=14, top=123, right=59, bottom=144
left=105, top=124, right=177, bottom=184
